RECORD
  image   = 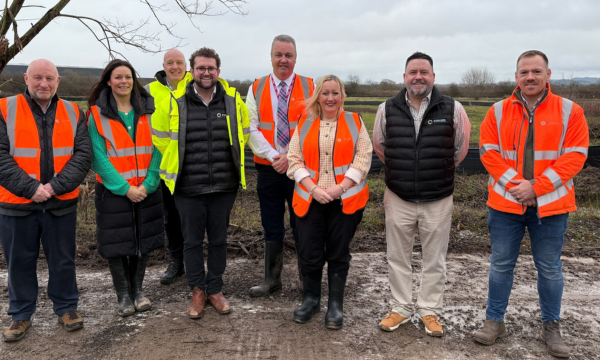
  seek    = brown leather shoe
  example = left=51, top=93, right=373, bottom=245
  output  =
left=208, top=292, right=231, bottom=315
left=188, top=287, right=206, bottom=319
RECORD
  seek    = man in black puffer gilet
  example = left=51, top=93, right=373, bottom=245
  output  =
left=384, top=87, right=455, bottom=202
left=170, top=48, right=248, bottom=319
left=374, top=52, right=471, bottom=337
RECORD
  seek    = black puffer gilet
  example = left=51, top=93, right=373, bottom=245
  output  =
left=176, top=81, right=238, bottom=195
left=384, top=87, right=455, bottom=202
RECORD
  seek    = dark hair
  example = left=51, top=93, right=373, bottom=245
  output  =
left=87, top=59, right=145, bottom=108
left=405, top=52, right=433, bottom=71
left=516, top=50, right=549, bottom=69
left=189, top=47, right=221, bottom=70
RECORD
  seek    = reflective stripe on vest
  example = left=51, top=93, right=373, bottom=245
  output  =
left=253, top=74, right=313, bottom=165
left=292, top=111, right=369, bottom=217
left=0, top=95, right=79, bottom=203
left=91, top=105, right=154, bottom=186
left=488, top=95, right=581, bottom=216
left=493, top=98, right=575, bottom=164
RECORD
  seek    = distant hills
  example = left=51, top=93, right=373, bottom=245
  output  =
left=550, top=77, right=599, bottom=85
left=3, top=64, right=598, bottom=86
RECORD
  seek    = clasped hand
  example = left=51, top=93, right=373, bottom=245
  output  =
left=126, top=185, right=148, bottom=203
left=312, top=185, right=345, bottom=204
left=32, top=183, right=54, bottom=203
left=508, top=179, right=537, bottom=207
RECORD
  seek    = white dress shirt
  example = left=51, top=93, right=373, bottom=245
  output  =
left=246, top=72, right=296, bottom=162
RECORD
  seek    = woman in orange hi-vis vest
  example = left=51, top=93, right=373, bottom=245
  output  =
left=287, top=75, right=372, bottom=329
left=87, top=60, right=164, bottom=317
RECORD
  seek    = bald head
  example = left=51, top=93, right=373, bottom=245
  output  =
left=26, top=59, right=59, bottom=77
left=163, top=49, right=187, bottom=87
left=24, top=59, right=60, bottom=108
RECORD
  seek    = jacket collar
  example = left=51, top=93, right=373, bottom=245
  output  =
left=510, top=82, right=552, bottom=106
left=153, top=70, right=169, bottom=87
left=95, top=86, right=155, bottom=119
left=23, top=88, right=59, bottom=115
left=185, top=79, right=226, bottom=105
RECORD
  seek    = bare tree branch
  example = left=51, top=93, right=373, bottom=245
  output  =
left=1, top=0, right=25, bottom=37
left=139, top=0, right=180, bottom=37
left=0, top=1, right=248, bottom=73
left=0, top=0, right=69, bottom=71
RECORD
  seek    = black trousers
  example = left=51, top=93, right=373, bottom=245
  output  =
left=161, top=181, right=184, bottom=260
left=174, top=190, right=237, bottom=295
left=0, top=211, right=78, bottom=320
left=256, top=164, right=298, bottom=244
left=296, top=200, right=364, bottom=275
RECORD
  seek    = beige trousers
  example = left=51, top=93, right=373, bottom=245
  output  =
left=383, top=187, right=453, bottom=318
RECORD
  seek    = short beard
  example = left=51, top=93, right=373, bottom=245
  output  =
left=406, top=82, right=432, bottom=97
left=194, top=77, right=218, bottom=90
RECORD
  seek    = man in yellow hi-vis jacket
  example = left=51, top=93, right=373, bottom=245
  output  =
left=145, top=49, right=193, bottom=285
left=152, top=47, right=249, bottom=319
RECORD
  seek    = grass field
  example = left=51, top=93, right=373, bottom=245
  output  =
left=76, top=98, right=600, bottom=147
left=344, top=98, right=600, bottom=147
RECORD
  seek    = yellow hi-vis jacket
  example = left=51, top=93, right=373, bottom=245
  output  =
left=144, top=71, right=194, bottom=102
left=152, top=78, right=250, bottom=193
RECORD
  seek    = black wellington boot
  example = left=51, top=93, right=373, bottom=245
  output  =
left=293, top=272, right=322, bottom=324
left=249, top=241, right=284, bottom=297
left=107, top=258, right=135, bottom=317
left=130, top=255, right=152, bottom=312
left=325, top=270, right=347, bottom=330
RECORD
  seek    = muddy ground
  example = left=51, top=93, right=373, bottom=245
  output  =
left=1, top=250, right=599, bottom=360
left=1, top=169, right=599, bottom=359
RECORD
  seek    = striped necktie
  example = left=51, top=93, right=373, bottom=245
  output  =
left=276, top=81, right=290, bottom=147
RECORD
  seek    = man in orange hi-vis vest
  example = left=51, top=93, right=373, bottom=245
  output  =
left=246, top=34, right=314, bottom=297
left=474, top=50, right=589, bottom=359
left=0, top=60, right=91, bottom=342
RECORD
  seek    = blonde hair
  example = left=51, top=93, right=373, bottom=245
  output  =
left=305, top=75, right=346, bottom=119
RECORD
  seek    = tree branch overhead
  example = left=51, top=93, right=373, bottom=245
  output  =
left=0, top=0, right=248, bottom=73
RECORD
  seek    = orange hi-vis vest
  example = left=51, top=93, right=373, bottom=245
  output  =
left=90, top=106, right=154, bottom=186
left=0, top=95, right=79, bottom=204
left=252, top=74, right=314, bottom=165
left=292, top=111, right=369, bottom=217
left=479, top=84, right=589, bottom=218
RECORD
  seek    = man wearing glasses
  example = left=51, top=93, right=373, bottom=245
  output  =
left=152, top=47, right=250, bottom=319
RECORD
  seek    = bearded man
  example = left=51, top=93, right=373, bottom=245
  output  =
left=152, top=47, right=250, bottom=319
left=373, top=52, right=471, bottom=337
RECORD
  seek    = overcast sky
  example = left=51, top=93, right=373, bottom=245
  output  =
left=6, top=0, right=600, bottom=85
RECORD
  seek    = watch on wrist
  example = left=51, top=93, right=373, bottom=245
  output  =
left=339, top=183, right=347, bottom=193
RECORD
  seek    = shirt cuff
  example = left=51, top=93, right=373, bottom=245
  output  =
left=267, top=149, right=280, bottom=163
left=294, top=168, right=311, bottom=184
left=345, top=168, right=363, bottom=184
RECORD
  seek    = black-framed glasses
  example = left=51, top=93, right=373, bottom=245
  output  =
left=195, top=67, right=218, bottom=74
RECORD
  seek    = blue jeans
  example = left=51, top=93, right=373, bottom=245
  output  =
left=486, top=207, right=568, bottom=323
